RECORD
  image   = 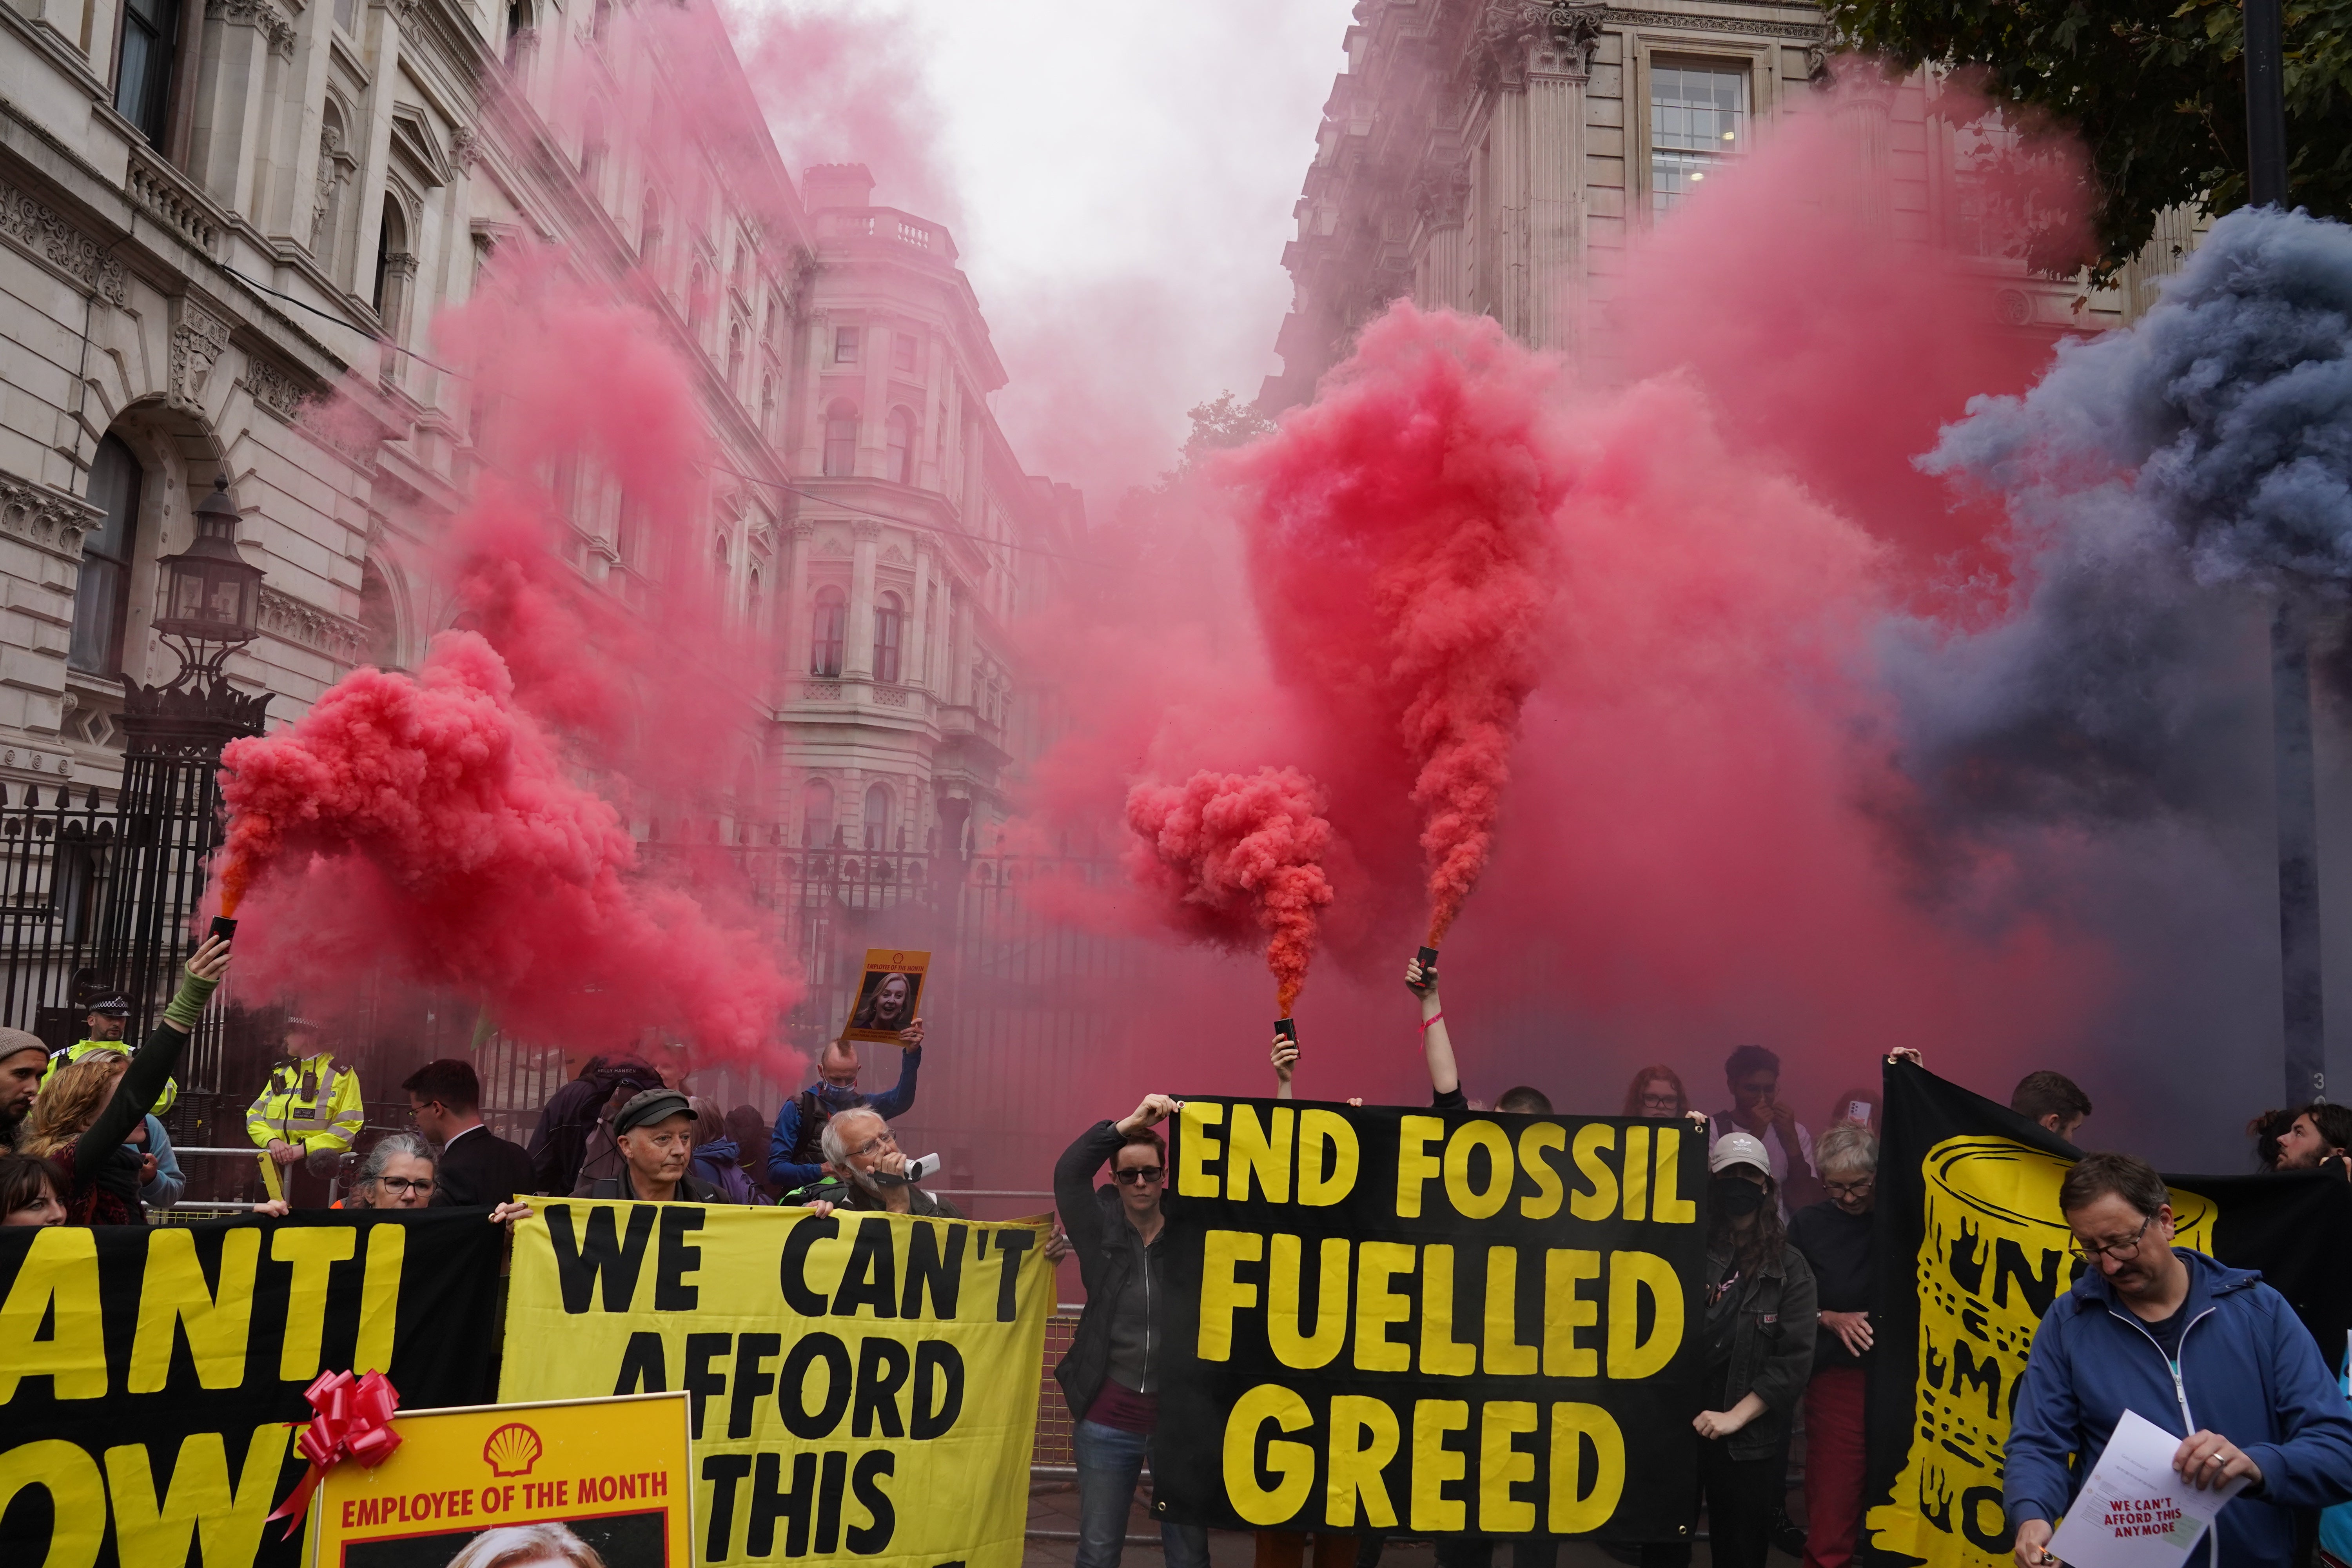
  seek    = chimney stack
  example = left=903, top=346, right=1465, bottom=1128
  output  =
left=802, top=163, right=876, bottom=212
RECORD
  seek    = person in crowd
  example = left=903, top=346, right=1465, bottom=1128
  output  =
left=2010, top=1070, right=2093, bottom=1143
left=132, top=1109, right=182, bottom=1210
left=22, top=936, right=228, bottom=1224
left=245, top=1016, right=364, bottom=1207
left=1053, top=1092, right=1208, bottom=1568
left=2007, top=1152, right=2352, bottom=1568
left=1495, top=1085, right=1552, bottom=1114
left=798, top=1105, right=961, bottom=1217
left=688, top=1094, right=760, bottom=1203
left=0, top=1151, right=66, bottom=1225
left=582, top=1088, right=726, bottom=1203
left=2248, top=1107, right=2301, bottom=1169
left=725, top=1103, right=776, bottom=1197
left=45, top=990, right=179, bottom=1115
left=766, top=1020, right=925, bottom=1193
left=2, top=1028, right=46, bottom=1148
left=403, top=1058, right=534, bottom=1207
left=2272, top=1102, right=2352, bottom=1171
left=1626, top=1065, right=1690, bottom=1118
left=1790, top=1125, right=1878, bottom=1568
left=342, top=1132, right=437, bottom=1210
left=1710, top=1044, right=1824, bottom=1215
left=526, top=1054, right=661, bottom=1195
left=1406, top=955, right=1468, bottom=1111
left=1642, top=1131, right=1819, bottom=1568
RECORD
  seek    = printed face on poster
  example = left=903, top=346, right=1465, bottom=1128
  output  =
left=841, top=949, right=928, bottom=1044
left=309, top=1393, right=691, bottom=1568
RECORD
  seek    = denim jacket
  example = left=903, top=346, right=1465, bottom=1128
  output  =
left=1702, top=1241, right=1819, bottom=1461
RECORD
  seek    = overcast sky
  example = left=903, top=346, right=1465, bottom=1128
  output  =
left=732, top=0, right=1357, bottom=505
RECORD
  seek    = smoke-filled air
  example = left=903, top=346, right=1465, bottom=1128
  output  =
left=183, top=0, right=2352, bottom=1160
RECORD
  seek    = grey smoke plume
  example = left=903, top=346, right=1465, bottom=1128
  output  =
left=1891, top=206, right=2352, bottom=825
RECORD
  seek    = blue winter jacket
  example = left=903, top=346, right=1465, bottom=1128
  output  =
left=2006, top=1247, right=2352, bottom=1568
left=763, top=1048, right=922, bottom=1191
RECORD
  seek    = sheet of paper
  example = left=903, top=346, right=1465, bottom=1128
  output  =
left=2046, top=1408, right=2250, bottom=1568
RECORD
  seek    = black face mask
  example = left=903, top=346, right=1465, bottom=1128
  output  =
left=1712, top=1176, right=1767, bottom=1216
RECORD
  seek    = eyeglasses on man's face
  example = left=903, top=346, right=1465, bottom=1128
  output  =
left=379, top=1176, right=434, bottom=1196
left=848, top=1128, right=897, bottom=1160
left=2069, top=1213, right=2156, bottom=1264
left=1113, top=1165, right=1164, bottom=1186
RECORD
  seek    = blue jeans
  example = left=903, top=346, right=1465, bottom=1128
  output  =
left=1074, top=1418, right=1210, bottom=1568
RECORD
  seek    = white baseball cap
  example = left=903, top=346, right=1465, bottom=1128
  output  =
left=1710, top=1131, right=1772, bottom=1177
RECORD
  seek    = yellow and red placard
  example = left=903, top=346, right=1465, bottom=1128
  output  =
left=308, top=1391, right=691, bottom=1567
left=840, top=949, right=929, bottom=1044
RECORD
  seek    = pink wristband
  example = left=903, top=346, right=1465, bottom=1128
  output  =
left=1419, top=1012, right=1444, bottom=1033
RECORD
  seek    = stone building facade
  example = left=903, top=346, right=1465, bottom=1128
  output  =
left=1261, top=0, right=2190, bottom=408
left=0, top=0, right=1069, bottom=861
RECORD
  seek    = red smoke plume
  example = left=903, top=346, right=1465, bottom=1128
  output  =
left=1223, top=307, right=1562, bottom=945
left=1124, top=767, right=1337, bottom=1014
left=214, top=634, right=796, bottom=1056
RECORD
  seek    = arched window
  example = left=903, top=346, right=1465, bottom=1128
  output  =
left=70, top=434, right=142, bottom=676
left=373, top=196, right=406, bottom=318
left=760, top=376, right=777, bottom=437
left=359, top=560, right=400, bottom=669
left=727, top=321, right=746, bottom=391
left=823, top=401, right=858, bottom=478
left=809, top=585, right=846, bottom=676
left=885, top=407, right=913, bottom=485
left=639, top=189, right=663, bottom=267
left=872, top=591, right=902, bottom=684
left=713, top=534, right=729, bottom=577
left=801, top=778, right=835, bottom=847
left=746, top=567, right=762, bottom=629
left=505, top=0, right=534, bottom=67
left=688, top=263, right=710, bottom=340
left=863, top=782, right=892, bottom=850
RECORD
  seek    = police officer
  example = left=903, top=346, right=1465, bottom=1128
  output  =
left=244, top=1017, right=364, bottom=1206
left=44, top=991, right=178, bottom=1115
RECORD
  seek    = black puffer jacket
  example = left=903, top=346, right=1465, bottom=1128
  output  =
left=1052, top=1119, right=1194, bottom=1421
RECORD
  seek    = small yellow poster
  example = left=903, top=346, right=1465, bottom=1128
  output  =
left=309, top=1392, right=692, bottom=1567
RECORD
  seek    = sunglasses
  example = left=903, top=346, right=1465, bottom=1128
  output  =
left=1112, top=1166, right=1164, bottom=1186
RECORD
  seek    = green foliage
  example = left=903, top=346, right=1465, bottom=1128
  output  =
left=1177, top=391, right=1276, bottom=472
left=1828, top=0, right=2352, bottom=273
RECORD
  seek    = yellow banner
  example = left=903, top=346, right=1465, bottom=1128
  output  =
left=309, top=1392, right=692, bottom=1566
left=1866, top=1137, right=2216, bottom=1568
left=499, top=1200, right=1051, bottom=1568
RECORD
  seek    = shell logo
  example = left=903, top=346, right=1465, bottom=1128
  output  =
left=482, top=1422, right=544, bottom=1478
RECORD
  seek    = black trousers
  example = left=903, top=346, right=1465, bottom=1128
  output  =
left=1639, top=1442, right=1784, bottom=1568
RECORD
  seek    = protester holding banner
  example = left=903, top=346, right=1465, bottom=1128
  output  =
left=1053, top=1092, right=1210, bottom=1568
left=2007, top=1152, right=2352, bottom=1568
left=1790, top=1123, right=1877, bottom=1568
left=582, top=1087, right=727, bottom=1202
left=131, top=1111, right=181, bottom=1210
left=1640, top=1131, right=1818, bottom=1568
left=340, top=1132, right=437, bottom=1209
left=2274, top=1103, right=2352, bottom=1171
left=0, top=1151, right=64, bottom=1224
left=0, top=1029, right=44, bottom=1147
left=810, top=1105, right=963, bottom=1216
left=2009, top=1071, right=2093, bottom=1144
left=20, top=935, right=227, bottom=1224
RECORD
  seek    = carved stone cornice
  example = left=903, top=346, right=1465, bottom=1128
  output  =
left=206, top=0, right=297, bottom=54
left=0, top=468, right=100, bottom=561
left=1472, top=1, right=1606, bottom=89
left=239, top=352, right=311, bottom=422
left=1602, top=7, right=1832, bottom=42
left=169, top=297, right=232, bottom=412
left=0, top=178, right=127, bottom=303
left=851, top=519, right=884, bottom=542
left=257, top=587, right=368, bottom=665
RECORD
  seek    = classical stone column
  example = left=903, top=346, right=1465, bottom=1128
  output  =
left=781, top=519, right=812, bottom=685
left=1488, top=85, right=1532, bottom=339
left=907, top=534, right=933, bottom=692
left=1414, top=155, right=1472, bottom=312
left=1526, top=11, right=1601, bottom=352
left=190, top=0, right=295, bottom=212
left=798, top=310, right=829, bottom=474
left=1833, top=75, right=1898, bottom=238
left=846, top=519, right=880, bottom=680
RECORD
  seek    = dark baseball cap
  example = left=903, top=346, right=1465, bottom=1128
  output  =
left=614, top=1087, right=695, bottom=1136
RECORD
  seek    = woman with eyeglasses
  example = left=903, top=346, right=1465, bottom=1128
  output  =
left=1624, top=1064, right=1690, bottom=1119
left=1051, top=1092, right=1209, bottom=1568
left=341, top=1133, right=437, bottom=1210
left=1644, top=1131, right=1819, bottom=1568
left=1788, top=1123, right=1878, bottom=1568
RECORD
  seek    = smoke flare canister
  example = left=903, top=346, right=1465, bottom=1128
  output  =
left=1274, top=1018, right=1298, bottom=1045
left=209, top=916, right=238, bottom=942
left=1411, top=945, right=1440, bottom=994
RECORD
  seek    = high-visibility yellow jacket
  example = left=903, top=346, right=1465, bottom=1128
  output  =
left=44, top=1039, right=177, bottom=1115
left=245, top=1053, right=365, bottom=1156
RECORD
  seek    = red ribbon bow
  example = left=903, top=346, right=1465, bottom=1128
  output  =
left=266, top=1369, right=403, bottom=1539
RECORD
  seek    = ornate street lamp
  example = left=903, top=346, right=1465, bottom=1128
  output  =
left=149, top=474, right=266, bottom=690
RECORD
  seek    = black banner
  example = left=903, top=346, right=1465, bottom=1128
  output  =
left=1864, top=1060, right=2352, bottom=1568
left=1154, top=1097, right=1709, bottom=1543
left=0, top=1209, right=503, bottom=1568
